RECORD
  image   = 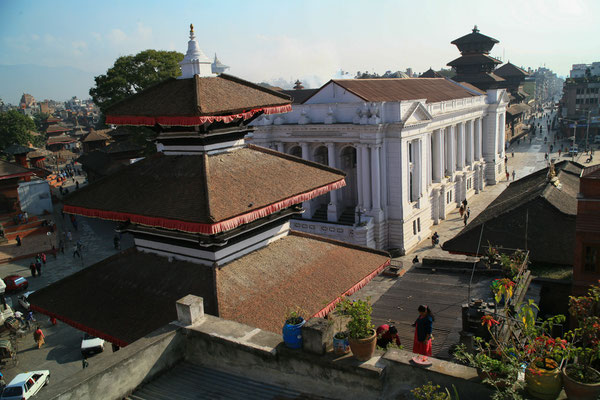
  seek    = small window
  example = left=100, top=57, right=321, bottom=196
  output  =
left=584, top=246, right=600, bottom=272
left=413, top=220, right=417, bottom=235
left=417, top=218, right=421, bottom=232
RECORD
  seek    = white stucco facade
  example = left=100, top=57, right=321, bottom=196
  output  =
left=252, top=80, right=508, bottom=252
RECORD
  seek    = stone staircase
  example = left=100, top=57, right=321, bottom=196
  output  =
left=126, top=362, right=314, bottom=400
left=0, top=213, right=50, bottom=240
left=311, top=204, right=328, bottom=221
left=338, top=207, right=356, bottom=225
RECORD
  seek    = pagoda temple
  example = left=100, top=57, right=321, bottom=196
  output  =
left=447, top=26, right=505, bottom=91
left=29, top=25, right=389, bottom=347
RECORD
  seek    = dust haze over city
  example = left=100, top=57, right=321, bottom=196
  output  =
left=0, top=1, right=600, bottom=399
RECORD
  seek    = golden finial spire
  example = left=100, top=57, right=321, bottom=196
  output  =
left=190, top=24, right=194, bottom=33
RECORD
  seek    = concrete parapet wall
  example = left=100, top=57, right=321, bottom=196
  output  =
left=381, top=349, right=493, bottom=399
left=184, top=315, right=383, bottom=400
left=42, top=324, right=185, bottom=400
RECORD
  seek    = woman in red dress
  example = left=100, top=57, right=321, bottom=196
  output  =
left=412, top=305, right=434, bottom=356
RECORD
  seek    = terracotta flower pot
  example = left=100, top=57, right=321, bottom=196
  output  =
left=348, top=329, right=376, bottom=362
left=562, top=365, right=600, bottom=400
left=525, top=358, right=562, bottom=400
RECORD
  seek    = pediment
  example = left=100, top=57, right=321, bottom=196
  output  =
left=403, top=102, right=433, bottom=126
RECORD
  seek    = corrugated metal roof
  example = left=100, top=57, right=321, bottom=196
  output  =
left=129, top=362, right=330, bottom=400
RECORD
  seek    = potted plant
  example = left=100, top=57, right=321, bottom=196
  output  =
left=520, top=314, right=567, bottom=400
left=330, top=309, right=350, bottom=355
left=282, top=307, right=306, bottom=349
left=491, top=278, right=516, bottom=306
left=562, top=283, right=600, bottom=399
left=337, top=297, right=376, bottom=361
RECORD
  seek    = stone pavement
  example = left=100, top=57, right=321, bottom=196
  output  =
left=0, top=173, right=134, bottom=386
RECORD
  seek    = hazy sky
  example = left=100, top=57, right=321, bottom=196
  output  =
left=1, top=0, right=599, bottom=103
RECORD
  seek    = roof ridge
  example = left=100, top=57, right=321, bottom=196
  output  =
left=218, top=74, right=291, bottom=101
left=289, top=230, right=390, bottom=257
left=246, top=144, right=346, bottom=177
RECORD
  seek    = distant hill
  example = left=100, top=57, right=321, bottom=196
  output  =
left=0, top=64, right=95, bottom=104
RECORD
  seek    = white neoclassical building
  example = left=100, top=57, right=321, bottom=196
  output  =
left=252, top=78, right=508, bottom=252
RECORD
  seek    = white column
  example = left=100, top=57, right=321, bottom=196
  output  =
left=370, top=145, right=381, bottom=211
left=327, top=143, right=338, bottom=222
left=300, top=142, right=312, bottom=218
left=300, top=143, right=309, bottom=160
left=361, top=144, right=371, bottom=210
left=476, top=118, right=483, bottom=160
left=447, top=125, right=456, bottom=175
left=380, top=143, right=387, bottom=210
left=432, top=129, right=443, bottom=182
left=276, top=142, right=284, bottom=152
left=356, top=144, right=364, bottom=209
left=457, top=122, right=465, bottom=170
left=467, top=120, right=474, bottom=166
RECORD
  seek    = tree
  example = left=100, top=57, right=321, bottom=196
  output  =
left=0, top=110, right=36, bottom=152
left=32, top=112, right=49, bottom=132
left=89, top=49, right=184, bottom=113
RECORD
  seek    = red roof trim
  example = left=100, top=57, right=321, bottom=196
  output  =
left=0, top=171, right=34, bottom=180
left=30, top=304, right=129, bottom=347
left=105, top=104, right=292, bottom=126
left=64, top=178, right=345, bottom=234
left=312, top=258, right=390, bottom=319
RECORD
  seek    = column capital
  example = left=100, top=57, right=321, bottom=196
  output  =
left=368, top=143, right=382, bottom=149
left=325, top=142, right=335, bottom=147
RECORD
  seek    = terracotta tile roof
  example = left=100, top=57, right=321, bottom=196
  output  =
left=443, top=161, right=582, bottom=265
left=495, top=62, right=529, bottom=78
left=0, top=160, right=35, bottom=179
left=64, top=145, right=345, bottom=234
left=47, top=134, right=76, bottom=144
left=82, top=129, right=112, bottom=143
left=327, top=78, right=484, bottom=103
left=507, top=103, right=532, bottom=116
left=28, top=232, right=389, bottom=345
left=28, top=248, right=216, bottom=346
left=45, top=124, right=70, bottom=134
left=447, top=54, right=502, bottom=67
left=106, top=74, right=291, bottom=118
left=217, top=231, right=390, bottom=333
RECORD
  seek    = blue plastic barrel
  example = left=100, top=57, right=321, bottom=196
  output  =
left=282, top=318, right=306, bottom=349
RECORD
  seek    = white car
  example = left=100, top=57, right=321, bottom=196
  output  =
left=81, top=333, right=104, bottom=356
left=0, top=370, right=50, bottom=399
left=17, top=291, right=35, bottom=310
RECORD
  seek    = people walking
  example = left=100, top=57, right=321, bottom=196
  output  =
left=506, top=171, right=510, bottom=181
left=59, top=239, right=65, bottom=254
left=412, top=305, right=434, bottom=356
left=463, top=212, right=468, bottom=226
left=67, top=231, right=72, bottom=242
left=35, top=260, right=42, bottom=276
left=29, top=262, right=36, bottom=277
left=33, top=326, right=45, bottom=348
left=15, top=235, right=21, bottom=246
left=512, top=170, right=516, bottom=181
left=82, top=357, right=89, bottom=369
left=459, top=204, right=465, bottom=217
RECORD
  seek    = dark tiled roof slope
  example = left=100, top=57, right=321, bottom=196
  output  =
left=328, top=78, right=483, bottom=103
left=495, top=62, right=529, bottom=78
left=64, top=145, right=344, bottom=226
left=100, top=141, right=144, bottom=154
left=0, top=160, right=34, bottom=178
left=443, top=161, right=582, bottom=265
left=278, top=89, right=319, bottom=104
left=447, top=54, right=502, bottom=67
left=106, top=74, right=291, bottom=117
left=217, top=231, right=390, bottom=333
left=28, top=248, right=217, bottom=345
left=82, top=129, right=112, bottom=142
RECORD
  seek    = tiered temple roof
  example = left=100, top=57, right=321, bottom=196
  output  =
left=30, top=25, right=390, bottom=346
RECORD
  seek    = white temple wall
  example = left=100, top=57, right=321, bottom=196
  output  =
left=252, top=89, right=505, bottom=253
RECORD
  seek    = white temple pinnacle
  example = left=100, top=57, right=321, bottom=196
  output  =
left=178, top=23, right=215, bottom=79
